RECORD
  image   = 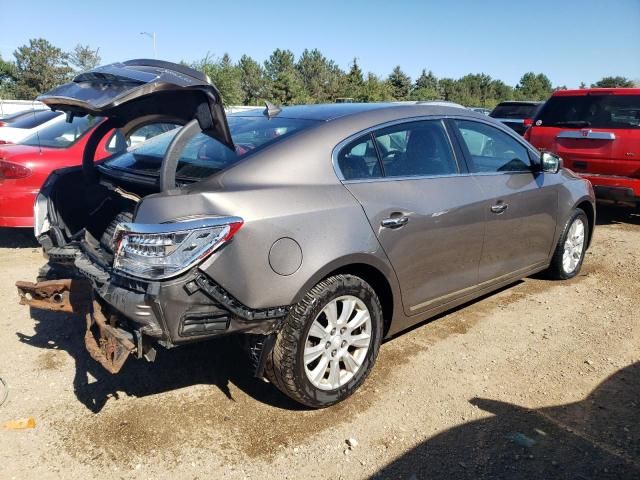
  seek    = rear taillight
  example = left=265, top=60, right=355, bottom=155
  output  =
left=523, top=126, right=532, bottom=142
left=0, top=140, right=12, bottom=145
left=0, top=160, right=31, bottom=179
left=0, top=121, right=7, bottom=127
left=523, top=118, right=533, bottom=127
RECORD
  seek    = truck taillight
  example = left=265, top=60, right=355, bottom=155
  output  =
left=0, top=160, right=31, bottom=179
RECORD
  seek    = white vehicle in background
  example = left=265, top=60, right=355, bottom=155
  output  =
left=0, top=99, right=46, bottom=117
left=0, top=109, right=64, bottom=144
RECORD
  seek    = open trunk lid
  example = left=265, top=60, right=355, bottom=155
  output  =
left=37, top=59, right=233, bottom=150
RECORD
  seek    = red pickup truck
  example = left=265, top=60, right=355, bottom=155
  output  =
left=525, top=88, right=640, bottom=207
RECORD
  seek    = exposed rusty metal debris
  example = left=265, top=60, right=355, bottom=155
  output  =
left=16, top=279, right=92, bottom=314
left=16, top=279, right=135, bottom=374
left=84, top=301, right=135, bottom=374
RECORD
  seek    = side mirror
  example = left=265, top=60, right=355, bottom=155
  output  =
left=540, top=151, right=561, bottom=173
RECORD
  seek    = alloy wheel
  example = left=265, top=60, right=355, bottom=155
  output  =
left=562, top=217, right=585, bottom=274
left=303, top=295, right=372, bottom=391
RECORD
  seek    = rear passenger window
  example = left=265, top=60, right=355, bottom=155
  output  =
left=455, top=120, right=531, bottom=173
left=337, top=136, right=382, bottom=180
left=374, top=120, right=458, bottom=177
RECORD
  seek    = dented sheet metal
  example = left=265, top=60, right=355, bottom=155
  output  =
left=16, top=279, right=134, bottom=374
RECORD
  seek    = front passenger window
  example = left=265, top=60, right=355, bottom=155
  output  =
left=455, top=120, right=531, bottom=173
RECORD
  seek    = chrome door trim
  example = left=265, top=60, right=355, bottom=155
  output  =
left=557, top=130, right=616, bottom=140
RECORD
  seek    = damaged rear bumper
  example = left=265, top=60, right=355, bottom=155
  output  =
left=16, top=247, right=289, bottom=374
left=16, top=280, right=135, bottom=373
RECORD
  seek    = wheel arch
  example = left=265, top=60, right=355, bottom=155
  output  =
left=291, top=254, right=400, bottom=337
left=574, top=197, right=595, bottom=248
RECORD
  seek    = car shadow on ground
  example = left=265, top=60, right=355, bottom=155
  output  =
left=17, top=308, right=305, bottom=413
left=16, top=280, right=528, bottom=414
left=371, top=362, right=640, bottom=480
left=0, top=227, right=39, bottom=248
left=595, top=203, right=640, bottom=227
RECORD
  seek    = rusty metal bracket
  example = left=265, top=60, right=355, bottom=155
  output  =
left=85, top=301, right=135, bottom=374
left=16, top=279, right=134, bottom=374
left=16, top=279, right=93, bottom=314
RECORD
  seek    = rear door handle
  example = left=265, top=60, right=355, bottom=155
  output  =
left=490, top=203, right=508, bottom=214
left=381, top=216, right=409, bottom=228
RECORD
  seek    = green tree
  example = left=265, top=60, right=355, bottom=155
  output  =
left=69, top=44, right=101, bottom=72
left=264, top=49, right=305, bottom=105
left=387, top=66, right=411, bottom=100
left=197, top=53, right=243, bottom=105
left=490, top=79, right=513, bottom=104
left=341, top=58, right=364, bottom=99
left=297, top=49, right=343, bottom=103
left=591, top=76, right=635, bottom=88
left=238, top=55, right=265, bottom=106
left=13, top=38, right=72, bottom=99
left=410, top=69, right=439, bottom=100
left=438, top=78, right=458, bottom=101
left=359, top=73, right=393, bottom=102
left=515, top=72, right=552, bottom=101
left=0, top=55, right=17, bottom=98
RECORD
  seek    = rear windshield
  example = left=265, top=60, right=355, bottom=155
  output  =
left=20, top=115, right=103, bottom=148
left=535, top=94, right=640, bottom=129
left=103, top=115, right=319, bottom=180
left=490, top=103, right=541, bottom=119
left=8, top=110, right=62, bottom=129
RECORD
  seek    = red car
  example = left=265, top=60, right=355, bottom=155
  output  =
left=525, top=88, right=640, bottom=206
left=0, top=116, right=121, bottom=227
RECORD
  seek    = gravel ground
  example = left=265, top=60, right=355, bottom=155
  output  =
left=0, top=204, right=638, bottom=479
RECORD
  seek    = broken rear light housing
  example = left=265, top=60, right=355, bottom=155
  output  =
left=113, top=216, right=243, bottom=280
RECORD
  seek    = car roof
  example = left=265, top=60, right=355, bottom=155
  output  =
left=229, top=102, right=473, bottom=122
left=494, top=101, right=544, bottom=106
left=552, top=87, right=640, bottom=97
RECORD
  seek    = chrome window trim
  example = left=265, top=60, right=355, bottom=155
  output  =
left=332, top=114, right=542, bottom=183
left=331, top=115, right=462, bottom=182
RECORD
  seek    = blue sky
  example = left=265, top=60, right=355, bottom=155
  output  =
left=1, top=0, right=638, bottom=88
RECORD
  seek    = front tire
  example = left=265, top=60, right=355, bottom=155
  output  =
left=266, top=274, right=383, bottom=408
left=547, top=208, right=589, bottom=280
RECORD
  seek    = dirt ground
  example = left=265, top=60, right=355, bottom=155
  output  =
left=0, top=205, right=638, bottom=480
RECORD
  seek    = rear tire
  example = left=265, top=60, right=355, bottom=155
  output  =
left=266, top=274, right=383, bottom=408
left=546, top=208, right=589, bottom=280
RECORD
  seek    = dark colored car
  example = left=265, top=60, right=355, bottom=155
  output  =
left=0, top=109, right=47, bottom=125
left=490, top=101, right=544, bottom=135
left=17, top=60, right=595, bottom=408
left=525, top=88, right=640, bottom=207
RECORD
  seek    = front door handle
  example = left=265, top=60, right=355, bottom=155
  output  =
left=490, top=203, right=508, bottom=214
left=381, top=216, right=409, bottom=228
